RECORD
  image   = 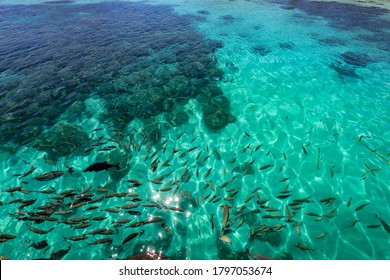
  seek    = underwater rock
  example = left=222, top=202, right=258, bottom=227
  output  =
left=162, top=98, right=176, bottom=112
left=34, top=121, right=89, bottom=160
left=197, top=10, right=209, bottom=15
left=253, top=45, right=271, bottom=56
left=166, top=109, right=189, bottom=127
left=220, top=15, right=235, bottom=24
left=43, top=1, right=74, bottom=4
left=208, top=40, right=224, bottom=50
left=340, top=51, right=372, bottom=67
left=60, top=101, right=86, bottom=122
left=318, top=36, right=346, bottom=46
left=279, top=42, right=295, bottom=50
left=329, top=62, right=361, bottom=79
left=0, top=1, right=225, bottom=147
left=203, top=95, right=236, bottom=131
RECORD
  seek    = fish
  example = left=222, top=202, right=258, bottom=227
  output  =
left=317, top=148, right=321, bottom=169
left=50, top=246, right=71, bottom=260
left=324, top=208, right=337, bottom=218
left=0, top=234, right=16, bottom=240
left=285, top=204, right=293, bottom=218
left=83, top=162, right=119, bottom=172
left=348, top=220, right=359, bottom=228
left=88, top=238, right=113, bottom=246
left=279, top=177, right=289, bottom=182
left=65, top=234, right=89, bottom=242
left=114, top=218, right=132, bottom=224
left=168, top=206, right=185, bottom=213
left=210, top=213, right=215, bottom=233
left=219, top=235, right=232, bottom=244
left=28, top=225, right=54, bottom=235
left=161, top=223, right=173, bottom=235
left=150, top=179, right=163, bottom=185
left=158, top=186, right=172, bottom=192
left=259, top=164, right=274, bottom=171
left=144, top=217, right=163, bottom=224
left=262, top=214, right=284, bottom=219
left=247, top=249, right=276, bottom=260
left=72, top=222, right=91, bottom=229
left=305, top=212, right=321, bottom=217
left=376, top=215, right=390, bottom=234
left=302, top=145, right=307, bottom=155
left=121, top=232, right=139, bottom=246
left=126, top=179, right=143, bottom=185
left=293, top=197, right=311, bottom=203
left=30, top=240, right=49, bottom=250
left=276, top=194, right=291, bottom=199
left=88, top=228, right=107, bottom=235
left=40, top=187, right=56, bottom=194
left=295, top=243, right=313, bottom=251
left=124, top=252, right=168, bottom=260
left=222, top=204, right=229, bottom=229
left=346, top=197, right=352, bottom=207
left=19, top=166, right=36, bottom=178
left=206, top=181, right=215, bottom=192
left=204, top=167, right=212, bottom=178
left=244, top=195, right=253, bottom=203
left=320, top=197, right=335, bottom=204
left=4, top=186, right=23, bottom=193
left=367, top=224, right=381, bottom=229
left=355, top=202, right=370, bottom=212
left=126, top=221, right=145, bottom=228
left=34, top=171, right=65, bottom=181
left=315, top=232, right=328, bottom=239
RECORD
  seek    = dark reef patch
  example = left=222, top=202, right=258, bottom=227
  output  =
left=267, top=0, right=390, bottom=58
left=270, top=0, right=390, bottom=31
left=43, top=0, right=74, bottom=4
left=318, top=36, right=346, bottom=47
left=0, top=1, right=231, bottom=150
left=329, top=62, right=361, bottom=79
left=340, top=51, right=373, bottom=67
left=253, top=45, right=271, bottom=56
left=278, top=42, right=295, bottom=50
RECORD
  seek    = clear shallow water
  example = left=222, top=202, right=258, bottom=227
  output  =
left=0, top=0, right=389, bottom=260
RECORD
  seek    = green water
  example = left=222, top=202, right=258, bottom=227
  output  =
left=0, top=0, right=389, bottom=260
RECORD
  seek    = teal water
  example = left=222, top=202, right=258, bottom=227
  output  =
left=0, top=0, right=389, bottom=260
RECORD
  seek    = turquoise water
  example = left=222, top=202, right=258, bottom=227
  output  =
left=0, top=0, right=389, bottom=260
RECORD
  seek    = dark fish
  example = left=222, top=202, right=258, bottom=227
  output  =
left=355, top=202, right=370, bottom=212
left=4, top=186, right=23, bottom=193
left=50, top=245, right=71, bottom=260
left=30, top=240, right=49, bottom=250
left=84, top=147, right=94, bottom=153
left=28, top=225, right=54, bottom=234
left=34, top=171, right=65, bottom=181
left=83, top=162, right=119, bottom=172
left=161, top=223, right=172, bottom=235
left=88, top=238, right=112, bottom=246
left=213, top=149, right=222, bottom=160
left=259, top=164, right=274, bottom=171
left=376, top=215, right=390, bottom=234
left=65, top=234, right=88, bottom=242
left=367, top=224, right=381, bottom=229
left=124, top=252, right=168, bottom=260
left=121, top=232, right=139, bottom=246
left=19, top=166, right=36, bottom=178
left=0, top=234, right=16, bottom=240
